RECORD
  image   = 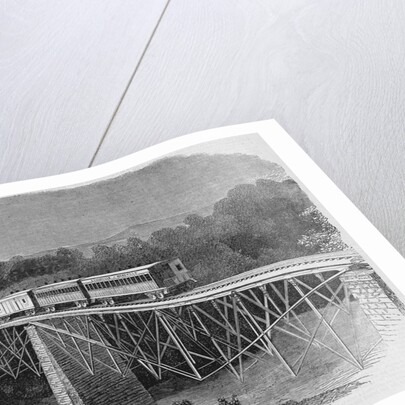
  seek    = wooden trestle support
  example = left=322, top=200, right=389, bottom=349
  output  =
left=0, top=265, right=380, bottom=384
left=0, top=325, right=42, bottom=380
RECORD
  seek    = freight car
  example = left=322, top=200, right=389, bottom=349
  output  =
left=0, top=258, right=194, bottom=323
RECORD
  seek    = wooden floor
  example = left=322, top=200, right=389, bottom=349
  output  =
left=1, top=1, right=405, bottom=256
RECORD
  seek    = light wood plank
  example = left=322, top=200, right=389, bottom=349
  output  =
left=0, top=0, right=167, bottom=183
left=93, top=0, right=405, bottom=255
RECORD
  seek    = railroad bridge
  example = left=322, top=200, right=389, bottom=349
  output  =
left=0, top=251, right=403, bottom=405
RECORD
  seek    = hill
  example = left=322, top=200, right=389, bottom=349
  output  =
left=0, top=153, right=286, bottom=260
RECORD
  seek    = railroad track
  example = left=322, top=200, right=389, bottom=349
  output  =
left=0, top=250, right=364, bottom=330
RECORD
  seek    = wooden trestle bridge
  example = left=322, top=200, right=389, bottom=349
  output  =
left=0, top=251, right=381, bottom=385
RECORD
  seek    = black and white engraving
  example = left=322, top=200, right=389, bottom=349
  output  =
left=0, top=134, right=404, bottom=405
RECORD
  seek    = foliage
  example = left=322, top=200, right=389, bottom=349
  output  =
left=0, top=177, right=351, bottom=396
left=297, top=206, right=348, bottom=253
left=0, top=373, right=52, bottom=399
left=148, top=179, right=315, bottom=285
left=218, top=394, right=241, bottom=405
left=171, top=396, right=241, bottom=405
left=0, top=179, right=347, bottom=293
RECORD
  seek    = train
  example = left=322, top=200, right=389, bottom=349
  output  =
left=0, top=258, right=194, bottom=323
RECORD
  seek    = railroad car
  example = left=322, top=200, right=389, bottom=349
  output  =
left=154, top=258, right=193, bottom=287
left=0, top=258, right=194, bottom=321
left=81, top=258, right=194, bottom=304
left=82, top=267, right=161, bottom=303
left=33, top=279, right=88, bottom=311
left=0, top=291, right=35, bottom=322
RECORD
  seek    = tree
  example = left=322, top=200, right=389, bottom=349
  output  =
left=297, top=206, right=348, bottom=253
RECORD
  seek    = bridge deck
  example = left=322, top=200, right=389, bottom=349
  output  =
left=0, top=250, right=362, bottom=330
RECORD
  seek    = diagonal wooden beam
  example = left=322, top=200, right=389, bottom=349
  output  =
left=292, top=283, right=344, bottom=373
left=293, top=278, right=349, bottom=314
left=290, top=278, right=363, bottom=370
left=157, top=311, right=202, bottom=380
left=236, top=295, right=296, bottom=376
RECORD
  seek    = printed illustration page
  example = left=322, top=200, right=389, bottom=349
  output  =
left=0, top=120, right=404, bottom=405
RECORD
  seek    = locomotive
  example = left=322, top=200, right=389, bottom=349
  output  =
left=0, top=258, right=194, bottom=323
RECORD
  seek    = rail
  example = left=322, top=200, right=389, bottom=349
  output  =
left=0, top=250, right=364, bottom=330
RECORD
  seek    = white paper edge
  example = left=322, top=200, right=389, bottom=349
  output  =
left=0, top=119, right=404, bottom=404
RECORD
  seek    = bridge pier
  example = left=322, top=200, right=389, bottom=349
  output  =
left=340, top=268, right=404, bottom=340
left=26, top=324, right=156, bottom=405
left=26, top=325, right=83, bottom=405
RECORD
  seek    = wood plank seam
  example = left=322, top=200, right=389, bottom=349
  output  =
left=88, top=0, right=173, bottom=168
